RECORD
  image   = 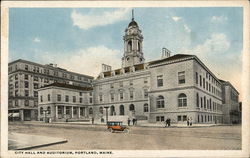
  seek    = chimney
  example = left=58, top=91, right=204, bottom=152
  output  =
left=102, top=64, right=112, bottom=72
left=161, top=47, right=171, bottom=59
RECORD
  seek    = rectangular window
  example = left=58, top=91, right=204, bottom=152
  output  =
left=15, top=74, right=18, bottom=80
left=177, top=116, right=182, bottom=121
left=15, top=100, right=18, bottom=106
left=63, top=73, right=67, bottom=78
left=24, top=100, right=29, bottom=106
left=203, top=78, right=205, bottom=89
left=79, top=98, right=82, bottom=103
left=73, top=96, right=76, bottom=103
left=130, top=91, right=134, bottom=100
left=160, top=116, right=165, bottom=122
left=25, top=74, right=29, bottom=80
left=183, top=115, right=187, bottom=121
left=65, top=95, right=69, bottom=102
left=144, top=78, right=148, bottom=84
left=89, top=92, right=92, bottom=96
left=120, top=92, right=123, bottom=100
left=54, top=71, right=58, bottom=76
left=178, top=71, right=185, bottom=84
left=195, top=72, right=198, bottom=84
left=66, top=107, right=70, bottom=114
left=57, top=94, right=61, bottom=101
left=206, top=81, right=208, bottom=90
left=200, top=97, right=203, bottom=108
left=48, top=94, right=50, bottom=101
left=15, top=90, right=18, bottom=96
left=70, top=75, right=75, bottom=79
left=144, top=89, right=148, bottom=98
left=157, top=75, right=163, bottom=87
left=79, top=92, right=82, bottom=96
left=34, top=83, right=39, bottom=89
left=40, top=95, right=43, bottom=102
left=199, top=75, right=202, bottom=87
left=25, top=81, right=29, bottom=88
left=89, top=98, right=93, bottom=103
left=34, top=91, right=38, bottom=97
left=25, top=65, right=29, bottom=70
left=34, top=76, right=38, bottom=81
left=15, top=81, right=18, bottom=88
left=73, top=107, right=77, bottom=114
left=156, top=116, right=160, bottom=122
left=25, top=90, right=29, bottom=96
left=110, top=93, right=114, bottom=102
left=99, top=95, right=103, bottom=102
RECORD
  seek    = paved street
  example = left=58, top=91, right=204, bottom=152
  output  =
left=9, top=122, right=241, bottom=150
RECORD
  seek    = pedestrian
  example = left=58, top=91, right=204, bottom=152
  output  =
left=132, top=118, right=135, bottom=125
left=189, top=117, right=192, bottom=126
left=187, top=118, right=189, bottom=126
left=135, top=118, right=137, bottom=125
left=92, top=117, right=94, bottom=124
left=128, top=118, right=131, bottom=126
left=168, top=118, right=171, bottom=127
left=165, top=119, right=168, bottom=127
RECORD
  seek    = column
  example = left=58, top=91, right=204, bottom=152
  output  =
left=78, top=107, right=80, bottom=118
left=63, top=106, right=66, bottom=118
left=55, top=105, right=58, bottom=119
left=71, top=106, right=73, bottom=118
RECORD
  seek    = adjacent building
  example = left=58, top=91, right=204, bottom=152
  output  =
left=220, top=80, right=240, bottom=124
left=8, top=59, right=93, bottom=121
left=37, top=82, right=93, bottom=122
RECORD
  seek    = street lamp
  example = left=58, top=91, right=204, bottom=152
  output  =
left=104, top=106, right=109, bottom=125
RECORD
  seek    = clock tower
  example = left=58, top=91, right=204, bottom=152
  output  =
left=122, top=10, right=145, bottom=67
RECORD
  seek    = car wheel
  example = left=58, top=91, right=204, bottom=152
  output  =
left=109, top=128, right=114, bottom=133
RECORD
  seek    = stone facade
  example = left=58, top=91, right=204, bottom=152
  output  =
left=8, top=60, right=93, bottom=121
left=37, top=83, right=93, bottom=122
left=220, top=80, right=240, bottom=124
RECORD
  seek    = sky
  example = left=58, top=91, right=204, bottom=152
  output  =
left=9, top=7, right=243, bottom=97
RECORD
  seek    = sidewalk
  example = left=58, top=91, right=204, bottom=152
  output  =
left=9, top=132, right=67, bottom=150
left=10, top=120, right=221, bottom=129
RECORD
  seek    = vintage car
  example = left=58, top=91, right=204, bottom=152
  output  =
left=107, top=121, right=129, bottom=133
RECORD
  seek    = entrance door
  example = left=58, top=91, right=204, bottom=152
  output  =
left=24, top=110, right=31, bottom=121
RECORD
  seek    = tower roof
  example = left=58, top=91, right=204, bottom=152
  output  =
left=128, top=9, right=138, bottom=27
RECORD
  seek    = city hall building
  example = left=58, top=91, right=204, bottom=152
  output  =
left=8, top=13, right=240, bottom=124
left=91, top=16, right=225, bottom=124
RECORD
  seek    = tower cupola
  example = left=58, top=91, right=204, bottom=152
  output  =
left=122, top=9, right=145, bottom=67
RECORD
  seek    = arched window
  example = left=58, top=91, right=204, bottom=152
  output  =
left=89, top=108, right=93, bottom=115
left=196, top=93, right=199, bottom=107
left=40, top=107, right=43, bottom=115
left=99, top=107, right=103, bottom=114
left=157, top=95, right=165, bottom=108
left=119, top=105, right=124, bottom=115
left=144, top=103, right=149, bottom=112
left=47, top=106, right=51, bottom=114
left=178, top=93, right=187, bottom=107
left=128, top=40, right=132, bottom=51
left=110, top=105, right=115, bottom=116
left=129, top=104, right=135, bottom=111
left=138, top=42, right=141, bottom=51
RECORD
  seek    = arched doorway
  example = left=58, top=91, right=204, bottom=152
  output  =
left=110, top=105, right=115, bottom=116
left=119, top=105, right=124, bottom=115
